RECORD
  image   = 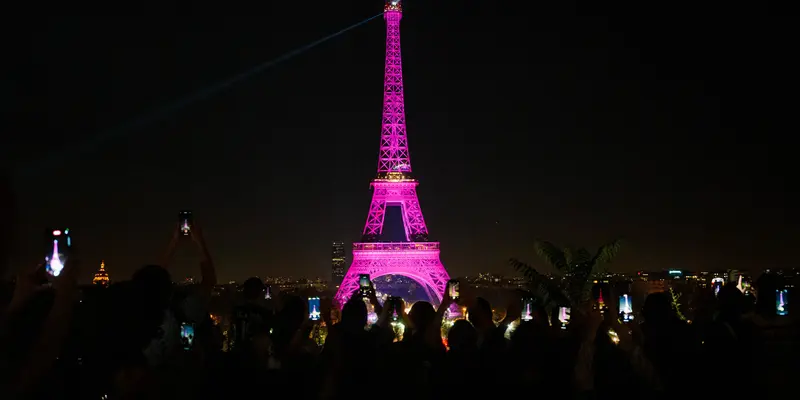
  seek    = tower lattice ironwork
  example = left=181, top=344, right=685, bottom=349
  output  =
left=335, top=0, right=450, bottom=306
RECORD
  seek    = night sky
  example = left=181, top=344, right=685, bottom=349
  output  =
left=5, top=3, right=797, bottom=282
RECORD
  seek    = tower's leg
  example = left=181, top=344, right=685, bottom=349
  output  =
left=400, top=187, right=429, bottom=241
left=335, top=269, right=364, bottom=307
left=362, top=188, right=388, bottom=240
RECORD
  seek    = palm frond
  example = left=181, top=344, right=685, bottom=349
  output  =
left=592, top=239, right=622, bottom=266
left=573, top=248, right=592, bottom=264
left=533, top=240, right=568, bottom=271
left=509, top=258, right=570, bottom=310
left=562, top=248, right=573, bottom=268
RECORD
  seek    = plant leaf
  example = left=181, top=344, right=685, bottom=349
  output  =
left=509, top=258, right=570, bottom=310
left=592, top=239, right=622, bottom=267
left=533, top=240, right=568, bottom=272
left=573, top=248, right=591, bottom=265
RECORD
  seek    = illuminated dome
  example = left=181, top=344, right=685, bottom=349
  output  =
left=92, top=260, right=110, bottom=286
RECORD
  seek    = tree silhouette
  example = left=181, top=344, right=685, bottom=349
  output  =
left=509, top=239, right=622, bottom=313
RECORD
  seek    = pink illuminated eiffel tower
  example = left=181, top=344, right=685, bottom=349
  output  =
left=334, top=0, right=450, bottom=306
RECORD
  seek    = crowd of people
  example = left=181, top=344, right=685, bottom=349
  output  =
left=0, top=223, right=795, bottom=399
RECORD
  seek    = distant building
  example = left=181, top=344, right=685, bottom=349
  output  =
left=92, top=260, right=109, bottom=287
left=332, top=241, right=346, bottom=285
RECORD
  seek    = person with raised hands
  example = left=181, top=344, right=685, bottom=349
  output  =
left=11, top=254, right=81, bottom=397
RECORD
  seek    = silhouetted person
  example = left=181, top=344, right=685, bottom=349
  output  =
left=321, top=298, right=382, bottom=399
left=468, top=297, right=507, bottom=373
left=754, top=271, right=781, bottom=318
left=431, top=320, right=480, bottom=397
left=448, top=319, right=478, bottom=353
left=230, top=277, right=273, bottom=353
left=640, top=291, right=697, bottom=394
left=704, top=285, right=762, bottom=395
left=130, top=265, right=180, bottom=368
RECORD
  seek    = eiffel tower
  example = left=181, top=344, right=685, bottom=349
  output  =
left=334, top=0, right=451, bottom=306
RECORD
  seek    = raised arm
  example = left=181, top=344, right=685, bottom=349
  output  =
left=14, top=259, right=80, bottom=396
left=604, top=294, right=661, bottom=389
left=1, top=264, right=46, bottom=325
left=159, top=226, right=180, bottom=269
left=424, top=295, right=453, bottom=348
left=191, top=225, right=217, bottom=293
left=572, top=304, right=603, bottom=394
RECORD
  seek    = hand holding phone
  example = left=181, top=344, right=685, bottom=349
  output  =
left=558, top=306, right=571, bottom=329
left=358, top=274, right=372, bottom=297
left=776, top=289, right=789, bottom=316
left=446, top=279, right=460, bottom=301
left=179, top=211, right=193, bottom=237
left=180, top=323, right=195, bottom=350
left=45, top=228, right=73, bottom=277
left=520, top=298, right=534, bottom=322
left=388, top=296, right=402, bottom=321
left=619, top=294, right=634, bottom=323
left=308, top=297, right=322, bottom=321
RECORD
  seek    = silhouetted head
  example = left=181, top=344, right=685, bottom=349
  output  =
left=642, top=291, right=674, bottom=325
left=278, top=295, right=306, bottom=329
left=447, top=319, right=477, bottom=352
left=468, top=297, right=493, bottom=329
left=692, top=290, right=718, bottom=322
left=717, top=284, right=748, bottom=318
left=754, top=271, right=780, bottom=316
left=131, top=265, right=172, bottom=308
left=242, top=277, right=265, bottom=301
left=409, top=301, right=436, bottom=334
left=510, top=319, right=540, bottom=353
left=341, top=298, right=368, bottom=329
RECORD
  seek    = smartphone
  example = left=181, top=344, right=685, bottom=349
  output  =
left=264, top=285, right=272, bottom=300
left=558, top=306, right=571, bottom=329
left=619, top=294, right=634, bottom=323
left=308, top=297, right=321, bottom=321
left=446, top=279, right=460, bottom=301
left=358, top=274, right=371, bottom=296
left=388, top=296, right=401, bottom=321
left=776, top=289, right=788, bottom=316
left=45, top=228, right=72, bottom=277
left=179, top=210, right=192, bottom=236
left=180, top=323, right=195, bottom=351
left=521, top=297, right=534, bottom=321
left=711, top=278, right=724, bottom=297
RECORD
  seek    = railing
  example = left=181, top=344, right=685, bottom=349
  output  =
left=353, top=242, right=439, bottom=251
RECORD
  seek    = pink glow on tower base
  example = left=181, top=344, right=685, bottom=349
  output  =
left=335, top=242, right=449, bottom=306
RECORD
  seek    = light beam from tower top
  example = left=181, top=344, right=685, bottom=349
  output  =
left=384, top=0, right=402, bottom=15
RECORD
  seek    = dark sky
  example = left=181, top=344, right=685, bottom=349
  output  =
left=5, top=2, right=797, bottom=283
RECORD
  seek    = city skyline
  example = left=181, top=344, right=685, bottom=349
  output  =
left=4, top=3, right=795, bottom=282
